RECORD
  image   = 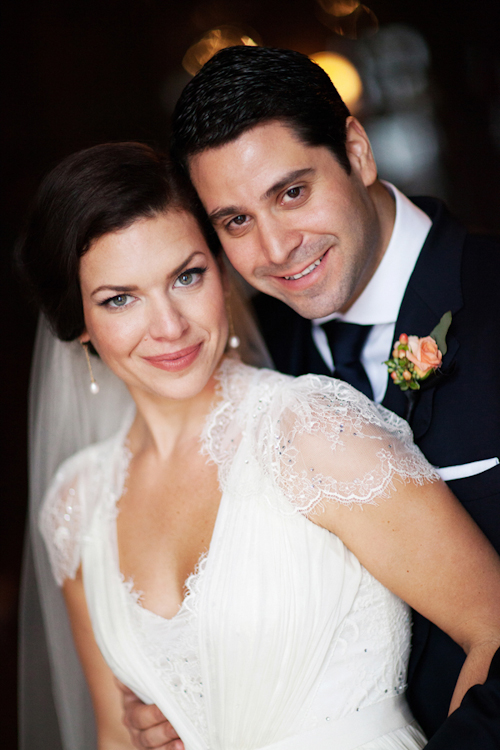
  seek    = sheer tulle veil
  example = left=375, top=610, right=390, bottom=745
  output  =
left=20, top=316, right=132, bottom=749
left=19, top=278, right=272, bottom=749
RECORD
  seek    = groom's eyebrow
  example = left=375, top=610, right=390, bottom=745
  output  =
left=209, top=205, right=243, bottom=224
left=208, top=167, right=314, bottom=224
left=260, top=168, right=314, bottom=201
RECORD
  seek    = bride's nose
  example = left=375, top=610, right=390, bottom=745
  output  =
left=147, top=297, right=189, bottom=341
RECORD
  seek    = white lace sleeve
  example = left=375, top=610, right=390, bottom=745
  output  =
left=38, top=453, right=88, bottom=586
left=259, top=373, right=440, bottom=514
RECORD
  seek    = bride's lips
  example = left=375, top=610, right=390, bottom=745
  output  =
left=143, top=343, right=202, bottom=372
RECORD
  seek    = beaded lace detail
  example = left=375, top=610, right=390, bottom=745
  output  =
left=303, top=566, right=411, bottom=730
left=39, top=411, right=134, bottom=585
left=257, top=373, right=440, bottom=515
left=200, top=358, right=254, bottom=488
left=332, top=567, right=410, bottom=709
left=39, top=441, right=114, bottom=585
left=41, top=465, right=85, bottom=586
left=202, top=363, right=439, bottom=515
left=123, top=554, right=209, bottom=740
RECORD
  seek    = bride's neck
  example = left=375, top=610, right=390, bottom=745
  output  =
left=126, top=371, right=220, bottom=460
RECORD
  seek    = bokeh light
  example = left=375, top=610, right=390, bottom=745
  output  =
left=311, top=52, right=363, bottom=110
left=317, top=0, right=360, bottom=17
left=183, top=26, right=261, bottom=77
left=315, top=1, right=378, bottom=39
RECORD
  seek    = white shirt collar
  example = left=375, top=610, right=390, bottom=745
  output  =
left=314, top=182, right=432, bottom=327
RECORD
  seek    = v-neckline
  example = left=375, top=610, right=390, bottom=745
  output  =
left=112, top=437, right=225, bottom=624
left=120, top=550, right=210, bottom=624
left=110, top=358, right=252, bottom=623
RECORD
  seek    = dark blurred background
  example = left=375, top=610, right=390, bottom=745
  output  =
left=1, top=1, right=500, bottom=746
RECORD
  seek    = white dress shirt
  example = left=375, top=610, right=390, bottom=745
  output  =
left=312, top=183, right=432, bottom=403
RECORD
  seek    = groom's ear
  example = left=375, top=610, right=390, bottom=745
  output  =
left=344, top=117, right=378, bottom=188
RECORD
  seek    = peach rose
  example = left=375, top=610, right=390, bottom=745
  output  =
left=406, top=335, right=442, bottom=377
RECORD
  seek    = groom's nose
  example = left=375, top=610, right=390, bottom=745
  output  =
left=256, top=215, right=303, bottom=266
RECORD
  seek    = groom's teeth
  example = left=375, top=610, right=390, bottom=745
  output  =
left=284, top=257, right=323, bottom=280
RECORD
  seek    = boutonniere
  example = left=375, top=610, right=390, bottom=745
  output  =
left=385, top=311, right=452, bottom=392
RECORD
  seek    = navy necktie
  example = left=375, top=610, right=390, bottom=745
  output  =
left=321, top=320, right=374, bottom=399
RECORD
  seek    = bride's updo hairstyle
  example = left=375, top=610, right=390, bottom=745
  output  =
left=18, top=142, right=220, bottom=343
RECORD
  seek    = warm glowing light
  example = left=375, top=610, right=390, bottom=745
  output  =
left=315, top=1, right=378, bottom=39
left=183, top=26, right=261, bottom=77
left=310, top=52, right=363, bottom=110
left=317, top=0, right=360, bottom=17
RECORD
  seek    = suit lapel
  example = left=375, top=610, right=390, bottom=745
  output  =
left=382, top=198, right=465, bottom=438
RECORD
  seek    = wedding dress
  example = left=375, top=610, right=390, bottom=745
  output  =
left=40, top=359, right=439, bottom=750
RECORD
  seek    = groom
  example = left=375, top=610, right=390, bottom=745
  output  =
left=122, top=46, right=500, bottom=748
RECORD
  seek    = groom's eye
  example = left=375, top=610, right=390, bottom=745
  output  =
left=283, top=186, right=304, bottom=203
left=224, top=214, right=251, bottom=235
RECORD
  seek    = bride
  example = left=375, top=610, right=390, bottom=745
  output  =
left=19, top=142, right=500, bottom=750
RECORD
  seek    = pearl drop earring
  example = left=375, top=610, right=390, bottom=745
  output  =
left=81, top=341, right=100, bottom=394
left=226, top=304, right=240, bottom=350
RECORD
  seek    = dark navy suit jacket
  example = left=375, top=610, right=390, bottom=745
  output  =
left=252, top=197, right=500, bottom=744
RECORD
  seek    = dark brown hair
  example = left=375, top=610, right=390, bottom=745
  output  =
left=17, top=142, right=220, bottom=341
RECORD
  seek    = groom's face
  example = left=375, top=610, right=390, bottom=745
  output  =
left=189, top=120, right=383, bottom=320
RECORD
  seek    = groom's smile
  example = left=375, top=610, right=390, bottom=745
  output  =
left=267, top=246, right=333, bottom=293
left=188, top=120, right=389, bottom=320
left=283, top=253, right=326, bottom=280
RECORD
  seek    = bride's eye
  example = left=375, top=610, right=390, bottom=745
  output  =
left=173, top=267, right=207, bottom=288
left=102, top=294, right=133, bottom=308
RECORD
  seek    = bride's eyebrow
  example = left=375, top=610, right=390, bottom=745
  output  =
left=168, top=251, right=203, bottom=279
left=90, top=252, right=205, bottom=297
left=91, top=284, right=138, bottom=297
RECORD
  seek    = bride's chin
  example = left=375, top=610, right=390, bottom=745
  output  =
left=130, top=365, right=222, bottom=404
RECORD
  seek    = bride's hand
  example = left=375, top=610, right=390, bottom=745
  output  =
left=117, top=681, right=185, bottom=750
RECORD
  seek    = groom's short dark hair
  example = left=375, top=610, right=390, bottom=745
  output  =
left=171, top=46, right=352, bottom=173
